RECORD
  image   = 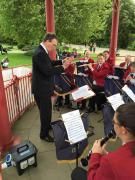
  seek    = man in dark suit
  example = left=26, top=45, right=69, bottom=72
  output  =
left=32, top=33, right=70, bottom=142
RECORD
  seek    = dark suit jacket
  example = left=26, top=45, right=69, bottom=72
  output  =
left=88, top=141, right=135, bottom=180
left=32, top=45, right=64, bottom=96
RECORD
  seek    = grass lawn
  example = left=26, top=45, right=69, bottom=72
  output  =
left=0, top=53, right=98, bottom=68
left=0, top=48, right=98, bottom=68
left=0, top=52, right=32, bottom=67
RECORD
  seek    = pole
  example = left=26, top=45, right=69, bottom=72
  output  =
left=0, top=66, right=20, bottom=153
left=109, top=0, right=121, bottom=65
left=45, top=0, right=56, bottom=60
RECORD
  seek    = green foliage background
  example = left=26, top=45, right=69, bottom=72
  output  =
left=0, top=0, right=135, bottom=49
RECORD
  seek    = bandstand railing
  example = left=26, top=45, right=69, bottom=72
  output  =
left=3, top=66, right=35, bottom=125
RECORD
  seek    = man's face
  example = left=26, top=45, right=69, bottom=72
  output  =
left=46, top=39, right=58, bottom=51
left=103, top=52, right=109, bottom=60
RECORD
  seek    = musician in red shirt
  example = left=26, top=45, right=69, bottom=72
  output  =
left=87, top=53, right=109, bottom=112
left=88, top=103, right=135, bottom=180
left=123, top=62, right=135, bottom=86
left=78, top=50, right=94, bottom=76
left=103, top=50, right=114, bottom=75
left=77, top=50, right=94, bottom=110
left=119, top=55, right=132, bottom=69
left=80, top=50, right=94, bottom=63
left=71, top=103, right=135, bottom=180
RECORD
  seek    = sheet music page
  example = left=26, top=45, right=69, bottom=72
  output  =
left=72, top=85, right=95, bottom=101
left=114, top=65, right=126, bottom=70
left=62, top=110, right=87, bottom=144
left=122, top=85, right=135, bottom=102
left=107, top=93, right=125, bottom=111
left=107, top=75, right=119, bottom=80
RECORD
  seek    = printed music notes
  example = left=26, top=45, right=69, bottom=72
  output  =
left=122, top=85, right=135, bottom=102
left=71, top=85, right=95, bottom=101
left=107, top=93, right=125, bottom=111
left=107, top=75, right=119, bottom=80
left=62, top=110, right=87, bottom=144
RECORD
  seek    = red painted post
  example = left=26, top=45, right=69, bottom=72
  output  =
left=0, top=66, right=20, bottom=153
left=109, top=0, right=121, bottom=65
left=45, top=0, right=56, bottom=60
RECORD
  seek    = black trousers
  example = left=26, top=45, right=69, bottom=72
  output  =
left=89, top=85, right=106, bottom=110
left=71, top=167, right=87, bottom=180
left=34, top=94, right=52, bottom=137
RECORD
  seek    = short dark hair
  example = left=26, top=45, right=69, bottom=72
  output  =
left=116, top=103, right=135, bottom=155
left=43, top=33, right=57, bottom=42
left=97, top=53, right=105, bottom=58
left=103, top=50, right=109, bottom=54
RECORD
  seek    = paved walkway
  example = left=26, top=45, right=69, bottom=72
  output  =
left=2, top=105, right=120, bottom=180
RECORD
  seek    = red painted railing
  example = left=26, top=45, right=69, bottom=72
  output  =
left=3, top=66, right=34, bottom=125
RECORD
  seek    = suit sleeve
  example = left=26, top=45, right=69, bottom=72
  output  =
left=88, top=153, right=115, bottom=180
left=33, top=52, right=64, bottom=77
left=51, top=60, right=63, bottom=66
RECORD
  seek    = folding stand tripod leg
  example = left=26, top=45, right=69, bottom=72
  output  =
left=75, top=143, right=79, bottom=168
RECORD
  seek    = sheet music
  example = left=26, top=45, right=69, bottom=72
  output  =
left=107, top=75, right=119, bottom=80
left=107, top=93, right=125, bottom=111
left=72, top=85, right=95, bottom=101
left=114, top=65, right=126, bottom=70
left=62, top=110, right=87, bottom=144
left=122, top=85, right=135, bottom=102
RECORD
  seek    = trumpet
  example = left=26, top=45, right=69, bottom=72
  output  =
left=80, top=129, right=115, bottom=167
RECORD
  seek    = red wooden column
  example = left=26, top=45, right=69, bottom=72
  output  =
left=0, top=66, right=20, bottom=154
left=45, top=0, right=56, bottom=60
left=109, top=0, right=121, bottom=65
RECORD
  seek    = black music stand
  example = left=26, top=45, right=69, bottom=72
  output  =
left=71, top=141, right=87, bottom=180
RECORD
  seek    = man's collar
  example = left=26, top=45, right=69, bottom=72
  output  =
left=40, top=42, right=48, bottom=54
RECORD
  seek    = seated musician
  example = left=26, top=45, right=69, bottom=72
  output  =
left=79, top=50, right=94, bottom=63
left=103, top=50, right=114, bottom=75
left=124, top=61, right=135, bottom=86
left=87, top=53, right=110, bottom=112
left=77, top=50, right=94, bottom=110
left=88, top=103, right=135, bottom=180
left=71, top=103, right=135, bottom=180
left=56, top=57, right=76, bottom=107
left=71, top=48, right=78, bottom=58
left=114, top=55, right=132, bottom=79
left=119, top=55, right=132, bottom=69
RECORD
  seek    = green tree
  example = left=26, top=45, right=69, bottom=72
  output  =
left=105, top=0, right=135, bottom=48
left=55, top=0, right=112, bottom=44
left=0, top=0, right=45, bottom=46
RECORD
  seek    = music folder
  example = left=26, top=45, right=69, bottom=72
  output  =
left=122, top=85, right=135, bottom=102
left=107, top=93, right=125, bottom=111
left=71, top=85, right=95, bottom=102
left=62, top=110, right=87, bottom=145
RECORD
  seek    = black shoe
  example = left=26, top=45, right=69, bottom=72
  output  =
left=40, top=135, right=54, bottom=142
